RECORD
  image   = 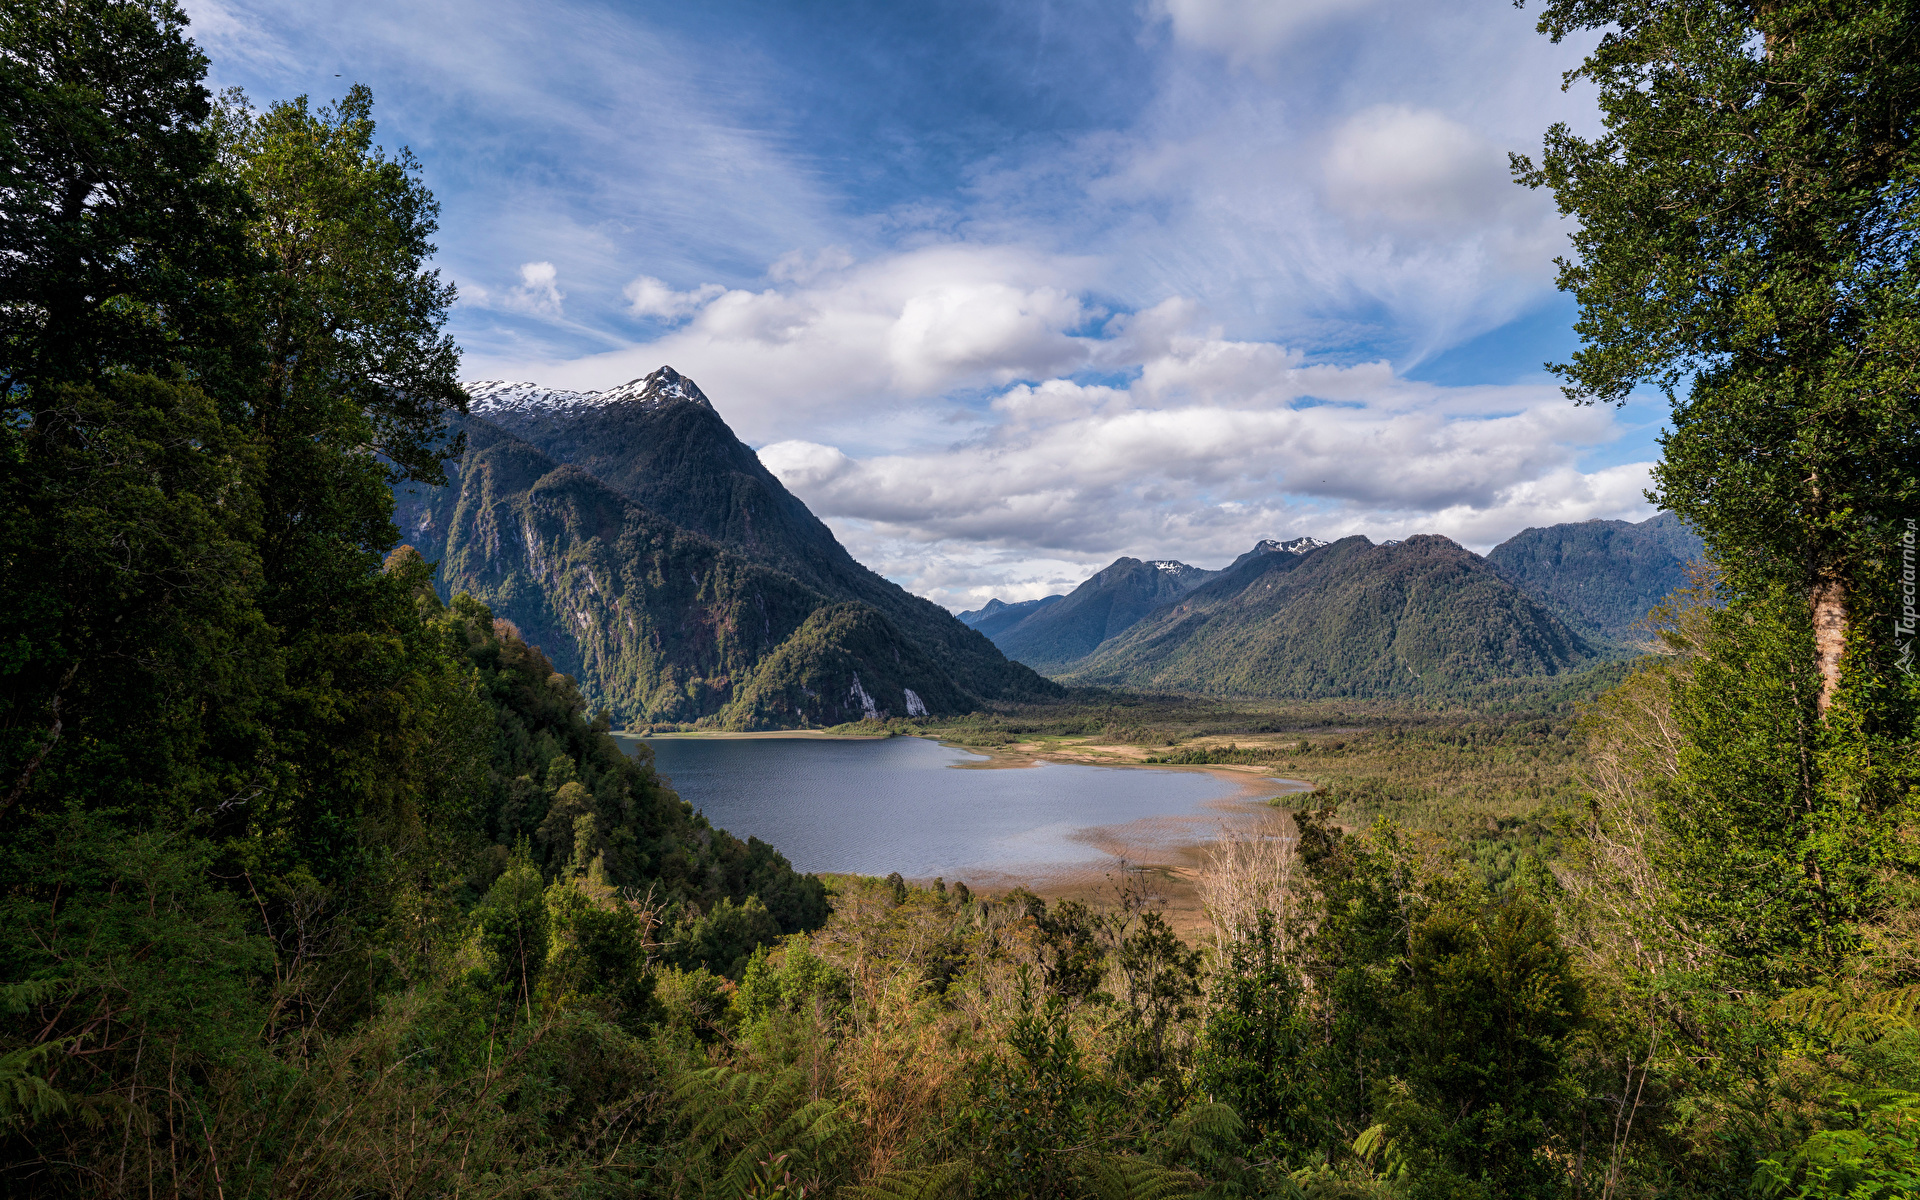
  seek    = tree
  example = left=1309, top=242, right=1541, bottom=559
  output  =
left=1515, top=0, right=1920, bottom=711
left=1, top=0, right=271, bottom=828
left=0, top=0, right=250, bottom=395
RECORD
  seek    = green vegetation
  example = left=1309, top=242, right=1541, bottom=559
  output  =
left=1063, top=536, right=1600, bottom=699
left=1484, top=512, right=1704, bottom=642
left=4, top=2, right=1918, bottom=1198
left=1515, top=0, right=1920, bottom=707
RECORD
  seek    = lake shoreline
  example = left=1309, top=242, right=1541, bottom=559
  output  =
left=620, top=729, right=1317, bottom=800
left=617, top=731, right=1315, bottom=940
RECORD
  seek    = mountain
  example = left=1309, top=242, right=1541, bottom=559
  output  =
left=1485, top=512, right=1705, bottom=642
left=990, top=557, right=1218, bottom=671
left=1225, top=536, right=1329, bottom=572
left=1061, top=535, right=1595, bottom=697
left=956, top=595, right=1063, bottom=639
left=395, top=418, right=972, bottom=727
left=460, top=368, right=1056, bottom=705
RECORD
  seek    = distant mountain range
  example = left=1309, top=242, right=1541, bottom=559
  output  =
left=1062, top=536, right=1594, bottom=696
left=396, top=370, right=1702, bottom=717
left=396, top=368, right=1058, bottom=727
left=956, top=595, right=1062, bottom=639
left=959, top=514, right=1702, bottom=697
left=981, top=557, right=1221, bottom=672
left=1484, top=513, right=1703, bottom=641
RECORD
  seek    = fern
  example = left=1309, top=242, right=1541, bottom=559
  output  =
left=1082, top=1154, right=1208, bottom=1200
left=1773, top=986, right=1920, bottom=1044
left=848, top=1160, right=971, bottom=1200
left=1161, top=1100, right=1243, bottom=1156
left=0, top=978, right=66, bottom=1015
left=1352, top=1123, right=1408, bottom=1181
left=672, top=1063, right=851, bottom=1196
left=0, top=980, right=82, bottom=1127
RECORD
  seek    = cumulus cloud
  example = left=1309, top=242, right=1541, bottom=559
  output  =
left=624, top=276, right=726, bottom=320
left=514, top=243, right=1104, bottom=436
left=756, top=309, right=1654, bottom=610
left=462, top=260, right=567, bottom=318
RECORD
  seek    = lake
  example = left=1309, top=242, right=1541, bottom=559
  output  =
left=616, top=734, right=1298, bottom=884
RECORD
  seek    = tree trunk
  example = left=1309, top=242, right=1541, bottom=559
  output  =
left=1812, top=576, right=1847, bottom=713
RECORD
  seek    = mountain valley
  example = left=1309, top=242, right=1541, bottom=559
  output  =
left=398, top=370, right=1702, bottom=719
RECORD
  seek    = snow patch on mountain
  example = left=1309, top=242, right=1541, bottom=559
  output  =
left=1252, top=537, right=1326, bottom=556
left=463, top=365, right=713, bottom=420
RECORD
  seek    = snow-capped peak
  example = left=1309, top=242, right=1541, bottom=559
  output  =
left=1147, top=559, right=1194, bottom=574
left=1253, top=536, right=1326, bottom=556
left=462, top=365, right=713, bottom=420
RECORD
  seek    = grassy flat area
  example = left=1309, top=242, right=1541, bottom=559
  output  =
left=862, top=683, right=1614, bottom=889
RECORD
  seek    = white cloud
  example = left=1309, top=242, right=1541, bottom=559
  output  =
left=511, top=261, right=564, bottom=316
left=461, top=260, right=567, bottom=318
left=756, top=309, right=1654, bottom=609
left=624, top=276, right=725, bottom=320
left=483, top=243, right=1104, bottom=437
left=1153, top=0, right=1380, bottom=62
left=1323, top=106, right=1514, bottom=231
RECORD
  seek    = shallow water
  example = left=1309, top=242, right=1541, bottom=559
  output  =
left=616, top=735, right=1284, bottom=882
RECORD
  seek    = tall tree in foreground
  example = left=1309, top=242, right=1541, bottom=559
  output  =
left=1514, top=0, right=1920, bottom=712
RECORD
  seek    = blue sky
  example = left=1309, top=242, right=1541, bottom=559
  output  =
left=187, top=0, right=1667, bottom=609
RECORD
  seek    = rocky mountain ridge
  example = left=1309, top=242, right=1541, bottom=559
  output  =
left=450, top=367, right=1057, bottom=708
left=1063, top=535, right=1595, bottom=696
left=394, top=367, right=1056, bottom=726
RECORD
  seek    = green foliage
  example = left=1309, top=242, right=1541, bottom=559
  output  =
left=675, top=895, right=785, bottom=979
left=1064, top=536, right=1598, bottom=699
left=1659, top=586, right=1919, bottom=983
left=733, top=942, right=851, bottom=1026
left=670, top=1061, right=852, bottom=1196
left=1518, top=0, right=1920, bottom=649
left=0, top=0, right=249, bottom=391
left=1199, top=813, right=1588, bottom=1196
left=475, top=841, right=548, bottom=1017
left=1756, top=1090, right=1920, bottom=1199
left=1196, top=910, right=1322, bottom=1158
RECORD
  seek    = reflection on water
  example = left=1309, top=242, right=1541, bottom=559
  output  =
left=616, top=734, right=1283, bottom=880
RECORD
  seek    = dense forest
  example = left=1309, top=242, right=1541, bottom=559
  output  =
left=3, top=1, right=1919, bottom=1198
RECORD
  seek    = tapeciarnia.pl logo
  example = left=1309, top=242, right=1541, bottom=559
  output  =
left=1899, top=518, right=1916, bottom=677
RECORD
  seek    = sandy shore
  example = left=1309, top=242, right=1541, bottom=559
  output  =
left=917, top=739, right=1314, bottom=940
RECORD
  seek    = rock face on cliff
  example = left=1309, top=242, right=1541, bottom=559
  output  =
left=394, top=368, right=1055, bottom=726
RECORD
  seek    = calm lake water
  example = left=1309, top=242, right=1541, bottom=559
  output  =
left=616, top=734, right=1291, bottom=882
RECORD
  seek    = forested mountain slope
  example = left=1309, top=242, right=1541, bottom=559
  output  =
left=396, top=418, right=969, bottom=726
left=1063, top=535, right=1595, bottom=696
left=461, top=369, right=1058, bottom=705
left=1486, top=512, right=1704, bottom=641
left=956, top=595, right=1062, bottom=638
left=987, top=557, right=1216, bottom=670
